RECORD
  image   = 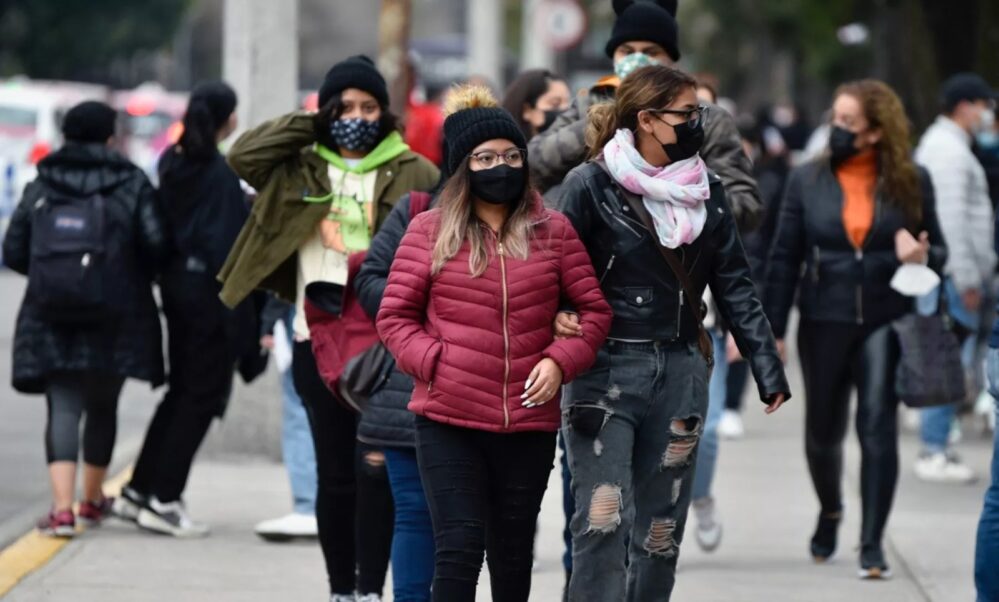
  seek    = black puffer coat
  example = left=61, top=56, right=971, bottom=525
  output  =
left=354, top=193, right=425, bottom=448
left=3, top=143, right=168, bottom=393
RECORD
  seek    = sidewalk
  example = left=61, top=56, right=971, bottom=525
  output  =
left=3, top=383, right=992, bottom=600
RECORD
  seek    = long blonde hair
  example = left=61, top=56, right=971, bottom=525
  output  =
left=431, top=85, right=536, bottom=277
left=586, top=65, right=698, bottom=160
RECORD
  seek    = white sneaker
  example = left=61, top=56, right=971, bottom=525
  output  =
left=718, top=410, right=745, bottom=439
left=330, top=595, right=356, bottom=602
left=913, top=452, right=976, bottom=484
left=692, top=497, right=723, bottom=552
left=356, top=595, right=382, bottom=602
left=137, top=497, right=210, bottom=538
left=254, top=512, right=318, bottom=542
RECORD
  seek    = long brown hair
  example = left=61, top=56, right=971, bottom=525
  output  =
left=586, top=65, right=698, bottom=160
left=834, top=79, right=922, bottom=222
left=432, top=86, right=537, bottom=277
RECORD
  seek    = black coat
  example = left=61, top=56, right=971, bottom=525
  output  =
left=3, top=143, right=168, bottom=393
left=354, top=193, right=422, bottom=448
left=765, top=159, right=947, bottom=338
left=558, top=161, right=789, bottom=403
left=157, top=146, right=265, bottom=409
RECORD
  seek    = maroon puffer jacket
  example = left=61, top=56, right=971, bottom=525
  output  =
left=376, top=194, right=612, bottom=433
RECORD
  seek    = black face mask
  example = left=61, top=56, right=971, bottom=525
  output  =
left=539, top=109, right=562, bottom=134
left=469, top=164, right=526, bottom=206
left=829, top=126, right=861, bottom=163
left=657, top=119, right=705, bottom=163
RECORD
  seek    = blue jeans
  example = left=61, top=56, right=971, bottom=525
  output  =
left=918, top=280, right=980, bottom=453
left=280, top=309, right=317, bottom=515
left=692, top=330, right=727, bottom=501
left=384, top=447, right=435, bottom=602
left=975, top=349, right=999, bottom=601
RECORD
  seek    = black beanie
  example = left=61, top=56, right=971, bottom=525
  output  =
left=62, top=100, right=117, bottom=143
left=318, top=55, right=389, bottom=109
left=442, top=86, right=527, bottom=176
left=605, top=0, right=681, bottom=61
left=189, top=80, right=237, bottom=129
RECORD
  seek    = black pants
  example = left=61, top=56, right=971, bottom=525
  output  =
left=797, top=320, right=900, bottom=552
left=45, top=371, right=125, bottom=465
left=130, top=275, right=234, bottom=503
left=293, top=341, right=394, bottom=597
left=415, top=415, right=555, bottom=602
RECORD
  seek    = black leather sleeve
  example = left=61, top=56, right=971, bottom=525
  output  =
left=708, top=191, right=790, bottom=402
left=1, top=181, right=42, bottom=275
left=355, top=194, right=414, bottom=320
left=917, top=167, right=948, bottom=275
left=554, top=168, right=595, bottom=243
left=764, top=166, right=807, bottom=339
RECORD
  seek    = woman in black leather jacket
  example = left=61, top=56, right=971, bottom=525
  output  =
left=765, top=79, right=946, bottom=579
left=556, top=65, right=788, bottom=602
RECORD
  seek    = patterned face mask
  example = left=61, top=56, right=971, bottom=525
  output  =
left=614, top=52, right=661, bottom=81
left=330, top=117, right=381, bottom=152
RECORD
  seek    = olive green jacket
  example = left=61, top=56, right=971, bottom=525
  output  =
left=218, top=112, right=439, bottom=308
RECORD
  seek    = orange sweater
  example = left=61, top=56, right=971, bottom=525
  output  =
left=837, top=150, right=877, bottom=249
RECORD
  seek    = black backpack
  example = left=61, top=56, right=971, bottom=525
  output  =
left=27, top=189, right=121, bottom=324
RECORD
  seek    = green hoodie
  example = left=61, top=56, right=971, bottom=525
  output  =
left=306, top=131, right=412, bottom=251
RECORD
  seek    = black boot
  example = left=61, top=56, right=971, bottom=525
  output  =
left=809, top=511, right=842, bottom=562
left=858, top=544, right=892, bottom=580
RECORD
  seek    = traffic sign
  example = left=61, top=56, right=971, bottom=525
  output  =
left=535, top=0, right=587, bottom=51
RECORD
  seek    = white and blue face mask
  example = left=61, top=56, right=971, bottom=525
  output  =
left=614, top=52, right=661, bottom=81
left=330, top=117, right=380, bottom=152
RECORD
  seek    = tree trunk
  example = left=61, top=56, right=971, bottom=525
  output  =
left=378, top=0, right=412, bottom=121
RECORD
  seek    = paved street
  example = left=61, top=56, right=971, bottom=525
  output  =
left=0, top=270, right=993, bottom=600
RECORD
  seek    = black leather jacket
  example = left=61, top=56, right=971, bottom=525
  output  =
left=765, top=160, right=947, bottom=338
left=558, top=161, right=789, bottom=402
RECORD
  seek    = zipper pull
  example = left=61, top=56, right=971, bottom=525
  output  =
left=81, top=253, right=91, bottom=267
left=855, top=249, right=863, bottom=260
left=498, top=242, right=505, bottom=256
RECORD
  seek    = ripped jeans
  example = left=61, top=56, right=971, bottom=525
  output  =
left=563, top=340, right=709, bottom=602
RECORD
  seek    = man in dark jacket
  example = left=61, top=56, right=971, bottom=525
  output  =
left=528, top=0, right=762, bottom=232
left=3, top=100, right=168, bottom=535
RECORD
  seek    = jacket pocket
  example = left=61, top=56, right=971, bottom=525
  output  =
left=623, top=287, right=654, bottom=307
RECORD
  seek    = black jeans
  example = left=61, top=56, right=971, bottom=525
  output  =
left=415, top=416, right=555, bottom=602
left=797, top=320, right=900, bottom=552
left=45, top=371, right=125, bottom=465
left=293, top=341, right=394, bottom=597
left=130, top=275, right=234, bottom=503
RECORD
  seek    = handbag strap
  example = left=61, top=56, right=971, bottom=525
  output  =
left=609, top=176, right=714, bottom=365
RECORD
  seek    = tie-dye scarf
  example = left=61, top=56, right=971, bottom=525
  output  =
left=603, top=128, right=710, bottom=248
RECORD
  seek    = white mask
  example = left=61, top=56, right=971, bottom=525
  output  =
left=977, top=107, right=995, bottom=135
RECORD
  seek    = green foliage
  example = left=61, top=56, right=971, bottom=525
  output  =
left=0, top=0, right=190, bottom=82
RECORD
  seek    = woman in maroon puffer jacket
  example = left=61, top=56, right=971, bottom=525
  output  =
left=377, top=85, right=611, bottom=602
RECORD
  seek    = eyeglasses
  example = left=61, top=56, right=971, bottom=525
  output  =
left=469, top=148, right=527, bottom=169
left=648, top=105, right=707, bottom=129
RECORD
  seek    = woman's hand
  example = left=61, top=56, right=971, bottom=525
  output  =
left=895, top=229, right=929, bottom=264
left=765, top=392, right=787, bottom=415
left=260, top=335, right=275, bottom=350
left=521, top=358, right=564, bottom=407
left=553, top=311, right=583, bottom=340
